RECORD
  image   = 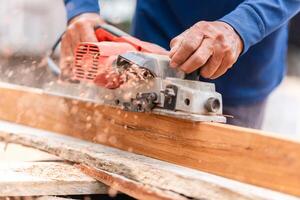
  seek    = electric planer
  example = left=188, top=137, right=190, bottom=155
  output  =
left=47, top=23, right=226, bottom=123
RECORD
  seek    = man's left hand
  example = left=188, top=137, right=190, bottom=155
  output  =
left=169, top=21, right=243, bottom=79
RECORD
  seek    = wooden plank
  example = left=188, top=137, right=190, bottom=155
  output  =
left=0, top=142, right=62, bottom=162
left=0, top=83, right=299, bottom=196
left=0, top=141, right=107, bottom=196
left=0, top=162, right=107, bottom=196
left=36, top=197, right=75, bottom=200
left=1, top=130, right=299, bottom=200
left=78, top=164, right=187, bottom=200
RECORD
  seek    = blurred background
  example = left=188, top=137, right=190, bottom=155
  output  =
left=0, top=0, right=299, bottom=137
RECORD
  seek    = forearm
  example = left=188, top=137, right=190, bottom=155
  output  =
left=60, top=1, right=102, bottom=77
left=220, top=0, right=300, bottom=53
left=64, top=0, right=100, bottom=22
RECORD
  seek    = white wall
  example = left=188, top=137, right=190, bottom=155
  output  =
left=0, top=0, right=67, bottom=56
left=263, top=77, right=300, bottom=139
left=100, top=0, right=136, bottom=24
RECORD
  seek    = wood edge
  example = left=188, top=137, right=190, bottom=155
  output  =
left=201, top=122, right=300, bottom=144
left=78, top=164, right=189, bottom=200
left=0, top=161, right=107, bottom=196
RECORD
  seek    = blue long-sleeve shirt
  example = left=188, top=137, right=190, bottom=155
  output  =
left=64, top=0, right=300, bottom=106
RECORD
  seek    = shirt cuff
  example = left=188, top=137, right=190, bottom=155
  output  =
left=219, top=4, right=265, bottom=54
left=65, top=0, right=100, bottom=22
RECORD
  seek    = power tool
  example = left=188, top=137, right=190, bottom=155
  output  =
left=46, top=24, right=226, bottom=123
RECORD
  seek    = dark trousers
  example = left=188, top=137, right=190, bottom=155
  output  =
left=223, top=99, right=267, bottom=129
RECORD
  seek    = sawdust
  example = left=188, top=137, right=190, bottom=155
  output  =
left=15, top=163, right=87, bottom=181
left=119, top=64, right=153, bottom=85
left=0, top=197, right=35, bottom=200
left=108, top=136, right=118, bottom=145
left=93, top=62, right=154, bottom=90
left=95, top=132, right=108, bottom=143
left=85, top=123, right=92, bottom=130
left=108, top=187, right=118, bottom=198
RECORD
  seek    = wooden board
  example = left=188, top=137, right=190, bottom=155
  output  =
left=0, top=130, right=299, bottom=200
left=0, top=142, right=107, bottom=196
left=0, top=82, right=300, bottom=196
left=79, top=164, right=187, bottom=200
left=0, top=142, right=62, bottom=162
left=0, top=162, right=106, bottom=196
left=36, top=197, right=75, bottom=200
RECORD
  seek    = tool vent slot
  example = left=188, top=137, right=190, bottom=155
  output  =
left=73, top=43, right=100, bottom=81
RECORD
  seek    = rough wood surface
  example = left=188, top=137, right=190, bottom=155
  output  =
left=36, top=197, right=75, bottom=200
left=0, top=142, right=61, bottom=162
left=0, top=129, right=299, bottom=200
left=0, top=162, right=106, bottom=196
left=0, top=142, right=107, bottom=196
left=79, top=164, right=187, bottom=200
left=0, top=82, right=300, bottom=196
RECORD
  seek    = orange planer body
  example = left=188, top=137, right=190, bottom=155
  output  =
left=72, top=24, right=168, bottom=87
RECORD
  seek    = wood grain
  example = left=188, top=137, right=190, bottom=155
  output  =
left=0, top=83, right=300, bottom=196
left=0, top=141, right=107, bottom=196
left=0, top=142, right=61, bottom=162
left=79, top=164, right=188, bottom=200
left=0, top=157, right=107, bottom=197
left=0, top=162, right=107, bottom=196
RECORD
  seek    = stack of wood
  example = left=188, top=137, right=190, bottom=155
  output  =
left=0, top=82, right=300, bottom=200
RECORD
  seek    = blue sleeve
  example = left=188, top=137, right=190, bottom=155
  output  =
left=64, top=0, right=100, bottom=22
left=219, top=0, right=300, bottom=54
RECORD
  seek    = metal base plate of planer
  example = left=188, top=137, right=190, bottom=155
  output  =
left=44, top=78, right=226, bottom=123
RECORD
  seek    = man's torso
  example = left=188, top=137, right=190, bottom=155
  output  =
left=132, top=0, right=288, bottom=106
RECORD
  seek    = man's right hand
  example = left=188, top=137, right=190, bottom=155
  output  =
left=60, top=13, right=104, bottom=79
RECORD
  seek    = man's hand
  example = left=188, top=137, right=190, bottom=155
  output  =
left=169, top=21, right=243, bottom=79
left=60, top=13, right=104, bottom=78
